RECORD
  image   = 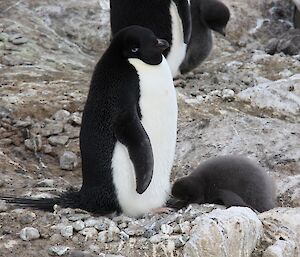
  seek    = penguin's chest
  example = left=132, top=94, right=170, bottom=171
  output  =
left=167, top=1, right=187, bottom=77
left=111, top=58, right=177, bottom=217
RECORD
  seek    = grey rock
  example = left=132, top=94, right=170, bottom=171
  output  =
left=149, top=234, right=170, bottom=244
left=85, top=218, right=109, bottom=231
left=0, top=106, right=10, bottom=118
left=48, top=246, right=70, bottom=256
left=237, top=74, right=300, bottom=119
left=48, top=135, right=69, bottom=146
left=8, top=34, right=28, bottom=45
left=68, top=112, right=82, bottom=126
left=42, top=144, right=53, bottom=154
left=67, top=213, right=91, bottom=222
left=52, top=109, right=71, bottom=122
left=0, top=179, right=5, bottom=187
left=20, top=227, right=40, bottom=241
left=263, top=239, right=297, bottom=257
left=15, top=119, right=32, bottom=128
left=0, top=138, right=12, bottom=146
left=184, top=207, right=263, bottom=257
left=19, top=212, right=36, bottom=225
left=97, top=231, right=109, bottom=243
left=35, top=179, right=55, bottom=188
left=64, top=124, right=80, bottom=139
left=72, top=220, right=85, bottom=231
left=24, top=135, right=43, bottom=152
left=161, top=224, right=174, bottom=235
left=79, top=227, right=98, bottom=240
left=41, top=122, right=64, bottom=137
left=119, top=231, right=130, bottom=241
left=49, top=233, right=63, bottom=244
left=0, top=200, right=8, bottom=212
left=222, top=88, right=235, bottom=102
left=69, top=250, right=96, bottom=257
left=124, top=224, right=145, bottom=236
left=60, top=225, right=73, bottom=238
left=59, top=151, right=78, bottom=170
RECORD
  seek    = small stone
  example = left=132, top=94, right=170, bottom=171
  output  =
left=69, top=250, right=96, bottom=257
left=124, top=224, right=145, bottom=236
left=19, top=212, right=36, bottom=224
left=98, top=231, right=108, bottom=243
left=0, top=179, right=5, bottom=187
left=60, top=225, right=73, bottom=238
left=72, top=220, right=85, bottom=231
left=179, top=221, right=191, bottom=234
left=41, top=122, right=64, bottom=137
left=53, top=110, right=71, bottom=122
left=79, top=227, right=98, bottom=240
left=221, top=89, right=235, bottom=102
left=20, top=227, right=40, bottom=241
left=149, top=234, right=170, bottom=243
left=0, top=200, right=8, bottom=212
left=8, top=34, right=28, bottom=45
left=84, top=217, right=110, bottom=231
left=64, top=124, right=80, bottom=139
left=120, top=231, right=130, bottom=241
left=60, top=151, right=78, bottom=171
left=48, top=246, right=70, bottom=256
left=49, top=233, right=63, bottom=244
left=161, top=224, right=174, bottom=235
left=67, top=213, right=91, bottom=222
left=107, top=223, right=121, bottom=242
left=43, top=144, right=53, bottom=154
left=0, top=106, right=10, bottom=118
left=24, top=135, right=43, bottom=152
left=15, top=119, right=32, bottom=128
left=35, top=179, right=54, bottom=188
left=68, top=112, right=82, bottom=126
left=48, top=135, right=69, bottom=146
left=0, top=138, right=12, bottom=146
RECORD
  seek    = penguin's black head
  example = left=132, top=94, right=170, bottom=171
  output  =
left=113, top=25, right=170, bottom=65
left=172, top=176, right=204, bottom=203
left=201, top=0, right=230, bottom=36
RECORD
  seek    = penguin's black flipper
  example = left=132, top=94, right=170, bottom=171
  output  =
left=216, top=189, right=251, bottom=209
left=114, top=109, right=154, bottom=194
left=174, top=0, right=192, bottom=43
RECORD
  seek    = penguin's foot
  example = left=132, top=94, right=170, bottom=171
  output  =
left=151, top=207, right=174, bottom=214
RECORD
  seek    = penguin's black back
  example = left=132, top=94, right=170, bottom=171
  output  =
left=110, top=0, right=172, bottom=55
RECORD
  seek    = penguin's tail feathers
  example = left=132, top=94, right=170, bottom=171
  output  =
left=0, top=188, right=81, bottom=212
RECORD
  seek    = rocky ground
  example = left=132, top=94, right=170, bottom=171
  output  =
left=0, top=0, right=299, bottom=256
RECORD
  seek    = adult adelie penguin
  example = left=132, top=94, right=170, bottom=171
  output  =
left=180, top=0, right=230, bottom=74
left=1, top=26, right=178, bottom=217
left=110, top=0, right=191, bottom=77
left=169, top=156, right=276, bottom=212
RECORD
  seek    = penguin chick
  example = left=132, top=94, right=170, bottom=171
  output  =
left=180, top=0, right=230, bottom=74
left=169, top=156, right=276, bottom=213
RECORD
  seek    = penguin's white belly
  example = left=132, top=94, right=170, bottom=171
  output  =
left=167, top=1, right=187, bottom=77
left=112, top=57, right=177, bottom=217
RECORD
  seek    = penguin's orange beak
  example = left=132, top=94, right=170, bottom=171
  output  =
left=156, top=39, right=169, bottom=51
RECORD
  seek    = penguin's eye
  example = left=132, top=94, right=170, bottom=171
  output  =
left=131, top=47, right=139, bottom=53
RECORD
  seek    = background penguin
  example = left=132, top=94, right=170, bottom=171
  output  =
left=110, top=0, right=191, bottom=77
left=179, top=0, right=230, bottom=74
left=293, top=0, right=300, bottom=28
left=168, top=156, right=276, bottom=212
left=1, top=25, right=178, bottom=218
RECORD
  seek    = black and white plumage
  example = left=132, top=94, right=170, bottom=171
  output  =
left=180, top=0, right=230, bottom=74
left=1, top=26, right=178, bottom=217
left=110, top=0, right=192, bottom=77
left=169, top=156, right=276, bottom=213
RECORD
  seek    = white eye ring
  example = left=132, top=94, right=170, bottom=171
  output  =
left=131, top=47, right=139, bottom=53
